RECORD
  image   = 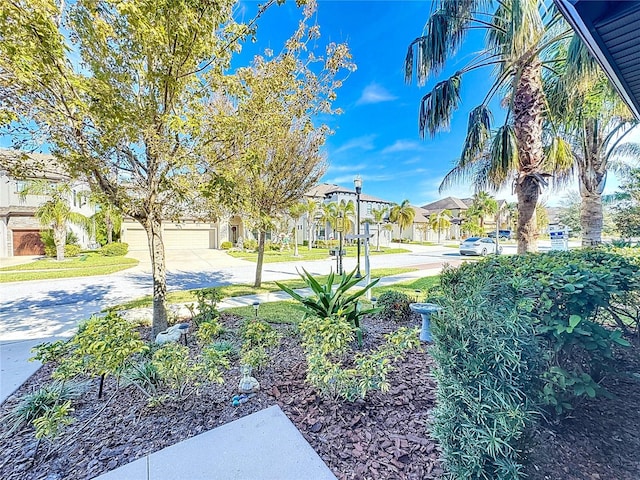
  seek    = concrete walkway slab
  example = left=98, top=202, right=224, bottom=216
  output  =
left=94, top=405, right=337, bottom=480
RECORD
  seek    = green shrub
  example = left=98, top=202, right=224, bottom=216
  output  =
left=243, top=239, right=258, bottom=251
left=44, top=242, right=82, bottom=258
left=277, top=268, right=379, bottom=346
left=299, top=314, right=420, bottom=401
left=187, top=287, right=222, bottom=327
left=3, top=380, right=87, bottom=437
left=220, top=241, right=233, bottom=250
left=209, top=340, right=239, bottom=360
left=195, top=319, right=223, bottom=345
left=240, top=346, right=270, bottom=371
left=431, top=265, right=541, bottom=479
left=100, top=242, right=128, bottom=256
left=51, top=312, right=147, bottom=397
left=240, top=319, right=279, bottom=349
left=376, top=290, right=412, bottom=322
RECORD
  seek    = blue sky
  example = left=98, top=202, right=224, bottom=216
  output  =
left=242, top=0, right=637, bottom=207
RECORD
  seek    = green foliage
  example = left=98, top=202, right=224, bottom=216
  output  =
left=152, top=343, right=203, bottom=398
left=376, top=290, right=412, bottom=322
left=240, top=319, right=279, bottom=349
left=243, top=238, right=258, bottom=251
left=33, top=401, right=74, bottom=440
left=99, top=242, right=129, bottom=257
left=276, top=268, right=380, bottom=342
left=3, top=381, right=86, bottom=437
left=431, top=265, right=542, bottom=479
left=51, top=312, right=148, bottom=394
left=221, top=241, right=233, bottom=250
left=30, top=340, right=73, bottom=364
left=446, top=250, right=639, bottom=417
left=209, top=340, right=239, bottom=360
left=187, top=287, right=223, bottom=327
left=240, top=346, right=270, bottom=371
left=299, top=314, right=420, bottom=401
left=41, top=230, right=81, bottom=258
left=195, top=319, right=223, bottom=345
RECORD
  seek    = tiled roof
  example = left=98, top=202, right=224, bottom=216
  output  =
left=305, top=183, right=393, bottom=205
left=421, top=196, right=469, bottom=212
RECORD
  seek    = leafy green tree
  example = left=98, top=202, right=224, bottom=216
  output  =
left=319, top=203, right=336, bottom=241
left=20, top=180, right=90, bottom=261
left=612, top=169, right=640, bottom=238
left=91, top=198, right=123, bottom=246
left=428, top=210, right=451, bottom=244
left=389, top=199, right=415, bottom=239
left=208, top=6, right=354, bottom=287
left=467, top=191, right=498, bottom=231
left=0, top=0, right=279, bottom=336
left=371, top=206, right=389, bottom=251
left=557, top=192, right=582, bottom=235
left=335, top=200, right=356, bottom=235
left=405, top=0, right=574, bottom=253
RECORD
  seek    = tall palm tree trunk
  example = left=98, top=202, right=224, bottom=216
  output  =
left=143, top=213, right=168, bottom=337
left=53, top=224, right=66, bottom=261
left=579, top=120, right=606, bottom=246
left=514, top=59, right=545, bottom=254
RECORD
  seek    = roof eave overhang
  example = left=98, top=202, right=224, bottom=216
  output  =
left=555, top=0, right=640, bottom=120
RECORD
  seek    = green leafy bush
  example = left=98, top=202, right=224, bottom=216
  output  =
left=44, top=242, right=82, bottom=258
left=187, top=287, right=222, bottom=327
left=376, top=290, right=412, bottom=322
left=240, top=346, right=270, bottom=371
left=431, top=265, right=541, bottom=479
left=50, top=312, right=147, bottom=397
left=3, top=380, right=87, bottom=437
left=243, top=239, right=258, bottom=251
left=220, top=241, right=233, bottom=250
left=240, top=319, right=279, bottom=349
left=277, top=268, right=379, bottom=345
left=299, top=314, right=420, bottom=401
left=195, top=319, right=223, bottom=345
left=100, top=242, right=128, bottom=256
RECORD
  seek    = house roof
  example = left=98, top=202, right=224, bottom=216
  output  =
left=421, top=196, right=469, bottom=212
left=0, top=149, right=69, bottom=180
left=555, top=0, right=640, bottom=120
left=410, top=205, right=431, bottom=223
left=305, top=183, right=393, bottom=205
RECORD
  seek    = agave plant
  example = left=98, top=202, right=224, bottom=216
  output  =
left=276, top=268, right=380, bottom=344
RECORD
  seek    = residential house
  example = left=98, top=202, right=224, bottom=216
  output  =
left=0, top=150, right=95, bottom=257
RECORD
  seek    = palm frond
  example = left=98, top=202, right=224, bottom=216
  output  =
left=565, top=34, right=600, bottom=85
left=608, top=142, right=640, bottom=163
left=488, top=124, right=519, bottom=185
left=461, top=105, right=493, bottom=165
left=439, top=163, right=476, bottom=194
left=543, top=135, right=575, bottom=189
left=419, top=74, right=461, bottom=138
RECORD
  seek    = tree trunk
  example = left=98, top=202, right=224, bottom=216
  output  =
left=106, top=214, right=113, bottom=244
left=514, top=59, right=545, bottom=254
left=293, top=225, right=299, bottom=256
left=376, top=223, right=381, bottom=251
left=579, top=119, right=606, bottom=246
left=144, top=215, right=168, bottom=338
left=308, top=222, right=313, bottom=250
left=254, top=230, right=266, bottom=288
left=54, top=225, right=66, bottom=261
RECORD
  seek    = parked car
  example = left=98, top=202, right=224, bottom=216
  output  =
left=487, top=230, right=513, bottom=240
left=459, top=237, right=503, bottom=256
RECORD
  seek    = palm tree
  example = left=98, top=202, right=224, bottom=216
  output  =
left=92, top=202, right=122, bottom=245
left=371, top=206, right=389, bottom=251
left=303, top=199, right=320, bottom=250
left=389, top=200, right=415, bottom=240
left=335, top=199, right=356, bottom=234
left=544, top=40, right=640, bottom=246
left=288, top=201, right=307, bottom=257
left=428, top=209, right=451, bottom=244
left=406, top=1, right=574, bottom=253
left=20, top=180, right=91, bottom=261
left=469, top=191, right=498, bottom=231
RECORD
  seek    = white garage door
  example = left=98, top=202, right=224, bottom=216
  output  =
left=163, top=229, right=211, bottom=250
left=124, top=228, right=148, bottom=251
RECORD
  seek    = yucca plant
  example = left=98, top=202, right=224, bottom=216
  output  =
left=276, top=268, right=380, bottom=345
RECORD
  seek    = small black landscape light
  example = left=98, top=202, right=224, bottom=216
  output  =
left=252, top=301, right=260, bottom=319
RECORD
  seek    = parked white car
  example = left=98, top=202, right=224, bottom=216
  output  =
left=459, top=237, right=502, bottom=256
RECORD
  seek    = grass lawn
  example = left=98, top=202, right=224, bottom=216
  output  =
left=226, top=246, right=410, bottom=263
left=0, top=254, right=139, bottom=283
left=111, top=266, right=419, bottom=311
left=371, top=275, right=441, bottom=299
left=225, top=301, right=305, bottom=324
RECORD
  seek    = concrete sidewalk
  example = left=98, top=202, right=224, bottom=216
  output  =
left=94, top=405, right=337, bottom=480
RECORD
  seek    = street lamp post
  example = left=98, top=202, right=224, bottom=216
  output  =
left=354, top=176, right=362, bottom=278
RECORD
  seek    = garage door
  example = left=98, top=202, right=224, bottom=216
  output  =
left=122, top=228, right=148, bottom=251
left=163, top=229, right=211, bottom=250
left=13, top=230, right=45, bottom=256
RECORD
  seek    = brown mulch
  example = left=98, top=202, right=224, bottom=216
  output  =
left=1, top=312, right=638, bottom=480
left=0, top=313, right=443, bottom=480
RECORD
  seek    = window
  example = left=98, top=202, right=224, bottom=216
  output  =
left=15, top=180, right=30, bottom=193
left=366, top=204, right=372, bottom=215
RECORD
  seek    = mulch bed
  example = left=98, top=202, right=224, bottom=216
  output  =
left=1, top=312, right=638, bottom=480
left=0, top=313, right=443, bottom=480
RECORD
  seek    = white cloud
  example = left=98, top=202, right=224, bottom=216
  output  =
left=328, top=163, right=369, bottom=173
left=333, top=135, right=376, bottom=154
left=381, top=140, right=425, bottom=155
left=356, top=83, right=397, bottom=106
